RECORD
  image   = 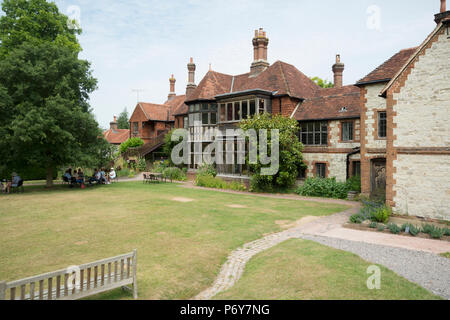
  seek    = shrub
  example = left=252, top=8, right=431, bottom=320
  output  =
left=346, top=175, right=361, bottom=193
left=197, top=164, right=217, bottom=178
left=430, top=228, right=444, bottom=239
left=297, top=177, right=349, bottom=199
left=350, top=214, right=364, bottom=224
left=120, top=137, right=144, bottom=154
left=152, top=160, right=170, bottom=173
left=369, top=222, right=378, bottom=229
left=240, top=113, right=306, bottom=191
left=409, top=225, right=420, bottom=237
left=444, top=228, right=450, bottom=237
left=162, top=167, right=187, bottom=182
left=116, top=167, right=132, bottom=178
left=228, top=181, right=247, bottom=192
left=137, top=158, right=147, bottom=172
left=372, top=206, right=392, bottom=224
left=377, top=224, right=385, bottom=232
left=195, top=174, right=227, bottom=189
left=421, top=224, right=435, bottom=235
left=388, top=223, right=401, bottom=234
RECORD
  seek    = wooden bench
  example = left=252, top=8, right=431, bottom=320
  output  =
left=0, top=250, right=138, bottom=300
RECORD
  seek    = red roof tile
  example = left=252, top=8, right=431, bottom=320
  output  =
left=103, top=129, right=129, bottom=145
left=294, top=85, right=360, bottom=121
left=164, top=94, right=188, bottom=116
left=186, top=60, right=320, bottom=102
left=139, top=103, right=173, bottom=122
left=356, top=47, right=418, bottom=85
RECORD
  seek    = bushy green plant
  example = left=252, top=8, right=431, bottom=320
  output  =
left=240, top=113, right=306, bottom=191
left=152, top=160, right=170, bottom=173
left=297, top=177, right=349, bottom=199
left=346, top=175, right=361, bottom=193
left=421, top=224, right=435, bottom=235
left=137, top=158, right=147, bottom=172
left=370, top=222, right=378, bottom=229
left=350, top=214, right=363, bottom=224
left=409, top=225, right=420, bottom=237
left=195, top=174, right=228, bottom=189
left=372, top=206, right=392, bottom=224
left=116, top=167, right=132, bottom=178
left=162, top=167, right=187, bottom=182
left=444, top=228, right=450, bottom=237
left=228, top=181, right=247, bottom=192
left=120, top=137, right=144, bottom=154
left=377, top=224, right=385, bottom=232
left=197, top=164, right=217, bottom=178
left=430, top=228, right=444, bottom=239
left=387, top=223, right=401, bottom=234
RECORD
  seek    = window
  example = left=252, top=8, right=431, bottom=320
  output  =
left=183, top=117, right=188, bottom=129
left=299, top=121, right=328, bottom=146
left=259, top=99, right=265, bottom=114
left=210, top=112, right=217, bottom=125
left=219, top=104, right=226, bottom=122
left=352, top=161, right=361, bottom=177
left=242, top=101, right=248, bottom=119
left=378, top=112, right=387, bottom=138
left=133, top=122, right=139, bottom=136
left=249, top=100, right=256, bottom=116
left=234, top=102, right=241, bottom=121
left=342, top=121, right=354, bottom=141
left=315, top=163, right=327, bottom=178
left=227, top=103, right=233, bottom=121
left=202, top=113, right=209, bottom=125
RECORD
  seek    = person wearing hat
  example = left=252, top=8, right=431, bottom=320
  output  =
left=6, top=172, right=21, bottom=194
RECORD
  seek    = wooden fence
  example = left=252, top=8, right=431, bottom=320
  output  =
left=0, top=250, right=137, bottom=300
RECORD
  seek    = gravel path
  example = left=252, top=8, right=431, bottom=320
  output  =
left=299, top=234, right=450, bottom=299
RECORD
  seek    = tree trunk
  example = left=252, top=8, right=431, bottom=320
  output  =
left=46, top=167, right=54, bottom=188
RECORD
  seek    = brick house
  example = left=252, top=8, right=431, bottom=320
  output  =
left=103, top=116, right=130, bottom=147
left=128, top=75, right=186, bottom=160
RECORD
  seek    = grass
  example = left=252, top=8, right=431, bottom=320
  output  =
left=0, top=182, right=348, bottom=300
left=215, top=239, right=441, bottom=300
left=440, top=252, right=450, bottom=259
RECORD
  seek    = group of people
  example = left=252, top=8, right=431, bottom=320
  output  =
left=63, top=168, right=117, bottom=187
left=0, top=172, right=23, bottom=194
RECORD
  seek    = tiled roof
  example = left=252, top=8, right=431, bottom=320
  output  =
left=356, top=47, right=418, bottom=85
left=139, top=103, right=173, bottom=121
left=103, top=129, right=129, bottom=145
left=164, top=94, right=188, bottom=116
left=294, top=85, right=360, bottom=121
left=186, top=60, right=320, bottom=102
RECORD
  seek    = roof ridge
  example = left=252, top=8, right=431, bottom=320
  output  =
left=278, top=61, right=291, bottom=96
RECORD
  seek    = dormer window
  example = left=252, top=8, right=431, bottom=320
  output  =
left=339, top=107, right=348, bottom=113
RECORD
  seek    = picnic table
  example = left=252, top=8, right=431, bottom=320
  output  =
left=143, top=172, right=165, bottom=183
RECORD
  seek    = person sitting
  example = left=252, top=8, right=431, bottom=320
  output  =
left=89, top=169, right=99, bottom=184
left=99, top=168, right=106, bottom=184
left=109, top=168, right=117, bottom=182
left=76, top=169, right=85, bottom=185
left=6, top=172, right=22, bottom=193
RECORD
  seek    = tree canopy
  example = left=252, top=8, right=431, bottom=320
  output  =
left=311, top=77, right=334, bottom=88
left=117, top=108, right=130, bottom=129
left=0, top=0, right=106, bottom=186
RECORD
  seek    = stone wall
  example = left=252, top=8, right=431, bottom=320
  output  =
left=393, top=154, right=450, bottom=220
left=388, top=27, right=450, bottom=221
left=303, top=153, right=348, bottom=182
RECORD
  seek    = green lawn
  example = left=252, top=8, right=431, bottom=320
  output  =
left=215, top=239, right=440, bottom=300
left=0, top=182, right=348, bottom=300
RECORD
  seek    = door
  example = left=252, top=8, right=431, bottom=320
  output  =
left=371, top=158, right=386, bottom=201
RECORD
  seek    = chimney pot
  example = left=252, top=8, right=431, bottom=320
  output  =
left=250, top=28, right=270, bottom=77
left=332, top=54, right=345, bottom=88
left=186, top=58, right=197, bottom=97
left=441, top=0, right=446, bottom=13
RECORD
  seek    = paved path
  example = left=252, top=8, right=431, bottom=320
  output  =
left=195, top=205, right=450, bottom=300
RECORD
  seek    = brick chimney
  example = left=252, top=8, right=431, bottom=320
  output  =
left=250, top=28, right=270, bottom=77
left=435, top=0, right=450, bottom=23
left=110, top=116, right=118, bottom=131
left=186, top=57, right=197, bottom=97
left=332, top=54, right=345, bottom=88
left=168, top=74, right=176, bottom=101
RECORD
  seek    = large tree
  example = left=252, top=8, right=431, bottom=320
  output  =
left=0, top=0, right=104, bottom=187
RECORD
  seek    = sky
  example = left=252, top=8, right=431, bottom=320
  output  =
left=8, top=0, right=444, bottom=128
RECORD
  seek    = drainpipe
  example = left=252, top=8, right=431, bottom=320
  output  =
left=346, top=148, right=361, bottom=180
